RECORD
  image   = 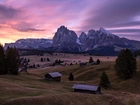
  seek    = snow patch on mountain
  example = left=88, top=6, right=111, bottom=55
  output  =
left=99, top=27, right=112, bottom=35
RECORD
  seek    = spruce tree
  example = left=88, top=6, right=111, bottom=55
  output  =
left=96, top=59, right=100, bottom=65
left=40, top=58, right=43, bottom=62
left=0, top=44, right=6, bottom=74
left=47, top=58, right=50, bottom=61
left=68, top=73, right=74, bottom=81
left=89, top=57, right=94, bottom=63
left=100, top=71, right=110, bottom=89
left=28, top=59, right=30, bottom=62
left=5, top=47, right=20, bottom=74
left=114, top=49, right=137, bottom=79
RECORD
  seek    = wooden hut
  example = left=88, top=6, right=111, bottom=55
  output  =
left=79, top=62, right=87, bottom=66
left=72, top=84, right=101, bottom=94
left=45, top=72, right=62, bottom=82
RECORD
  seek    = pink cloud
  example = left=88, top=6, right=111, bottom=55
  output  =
left=0, top=0, right=140, bottom=45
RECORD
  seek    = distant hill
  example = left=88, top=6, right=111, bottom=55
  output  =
left=4, top=26, right=140, bottom=55
left=4, top=38, right=53, bottom=50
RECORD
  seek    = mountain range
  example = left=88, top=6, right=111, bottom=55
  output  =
left=4, top=26, right=140, bottom=55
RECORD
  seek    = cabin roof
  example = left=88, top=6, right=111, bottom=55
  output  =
left=46, top=72, right=62, bottom=78
left=72, top=84, right=98, bottom=91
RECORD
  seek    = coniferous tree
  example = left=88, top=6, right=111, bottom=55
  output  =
left=114, top=49, right=137, bottom=79
left=47, top=58, right=50, bottom=61
left=28, top=59, right=30, bottom=62
left=5, top=46, right=10, bottom=73
left=89, top=57, right=94, bottom=63
left=100, top=71, right=110, bottom=89
left=58, top=59, right=61, bottom=64
left=32, top=63, right=35, bottom=68
left=37, top=64, right=40, bottom=67
left=96, top=59, right=100, bottom=65
left=68, top=73, right=74, bottom=81
left=70, top=63, right=73, bottom=66
left=0, top=44, right=6, bottom=74
left=5, top=47, right=20, bottom=74
left=40, top=58, right=43, bottom=62
left=24, top=58, right=27, bottom=62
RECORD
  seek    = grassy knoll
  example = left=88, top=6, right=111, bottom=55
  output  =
left=0, top=54, right=140, bottom=105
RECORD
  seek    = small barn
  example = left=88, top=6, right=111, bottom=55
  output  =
left=45, top=72, right=62, bottom=82
left=72, top=84, right=101, bottom=94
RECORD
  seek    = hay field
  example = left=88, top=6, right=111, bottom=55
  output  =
left=0, top=53, right=140, bottom=105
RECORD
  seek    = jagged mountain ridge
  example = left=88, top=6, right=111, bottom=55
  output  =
left=79, top=27, right=140, bottom=51
left=4, top=26, right=140, bottom=55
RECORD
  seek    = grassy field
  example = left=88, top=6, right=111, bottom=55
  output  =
left=0, top=53, right=140, bottom=105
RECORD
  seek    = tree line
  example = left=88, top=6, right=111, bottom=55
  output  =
left=0, top=44, right=20, bottom=75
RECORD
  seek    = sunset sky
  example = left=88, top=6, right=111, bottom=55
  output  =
left=0, top=0, right=140, bottom=45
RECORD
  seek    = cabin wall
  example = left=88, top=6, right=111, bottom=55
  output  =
left=45, top=74, right=61, bottom=82
left=45, top=74, right=52, bottom=80
left=53, top=76, right=61, bottom=82
left=97, top=87, right=101, bottom=93
left=73, top=89, right=96, bottom=94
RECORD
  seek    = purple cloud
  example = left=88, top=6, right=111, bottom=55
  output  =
left=82, top=0, right=140, bottom=28
left=0, top=4, right=21, bottom=22
left=0, top=0, right=140, bottom=45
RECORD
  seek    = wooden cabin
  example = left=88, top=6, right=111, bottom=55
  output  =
left=45, top=72, right=62, bottom=82
left=79, top=62, right=87, bottom=66
left=72, top=84, right=101, bottom=94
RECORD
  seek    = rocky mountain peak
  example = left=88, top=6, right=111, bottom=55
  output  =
left=58, top=25, right=67, bottom=32
left=99, top=27, right=112, bottom=35
left=53, top=26, right=77, bottom=46
left=79, top=32, right=87, bottom=44
left=52, top=26, right=81, bottom=52
left=79, top=32, right=87, bottom=38
left=87, top=29, right=96, bottom=37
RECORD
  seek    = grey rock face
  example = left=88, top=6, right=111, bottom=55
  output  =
left=52, top=26, right=81, bottom=52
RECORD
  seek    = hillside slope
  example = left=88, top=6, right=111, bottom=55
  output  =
left=0, top=58, right=140, bottom=105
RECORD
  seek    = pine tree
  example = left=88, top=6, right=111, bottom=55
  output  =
left=100, top=71, right=110, bottom=89
left=89, top=57, right=94, bottom=63
left=68, top=73, right=74, bottom=81
left=114, top=49, right=137, bottom=79
left=0, top=44, right=6, bottom=74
